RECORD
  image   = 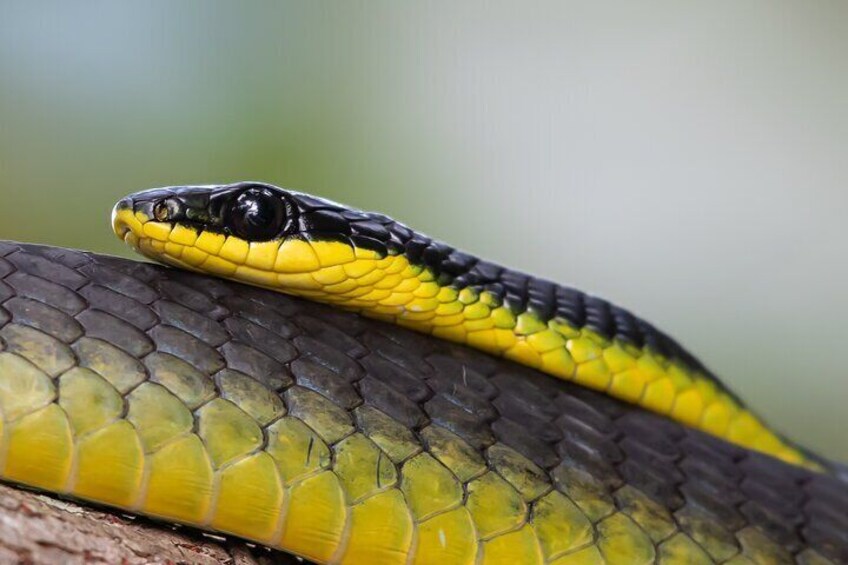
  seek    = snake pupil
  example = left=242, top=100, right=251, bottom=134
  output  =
left=229, top=187, right=285, bottom=240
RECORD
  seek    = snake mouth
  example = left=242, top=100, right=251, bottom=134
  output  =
left=110, top=198, right=134, bottom=240
left=110, top=198, right=170, bottom=264
left=110, top=197, right=157, bottom=250
left=111, top=193, right=235, bottom=277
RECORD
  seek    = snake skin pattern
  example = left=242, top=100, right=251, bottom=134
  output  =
left=0, top=241, right=845, bottom=564
left=112, top=184, right=811, bottom=468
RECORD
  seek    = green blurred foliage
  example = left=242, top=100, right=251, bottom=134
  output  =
left=1, top=2, right=846, bottom=460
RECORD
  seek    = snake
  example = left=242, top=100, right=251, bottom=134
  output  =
left=0, top=181, right=842, bottom=563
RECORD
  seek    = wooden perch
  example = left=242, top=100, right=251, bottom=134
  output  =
left=0, top=483, right=300, bottom=564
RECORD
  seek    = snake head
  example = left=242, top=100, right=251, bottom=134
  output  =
left=113, top=182, right=300, bottom=237
left=112, top=182, right=408, bottom=293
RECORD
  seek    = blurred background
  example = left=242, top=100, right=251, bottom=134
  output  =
left=1, top=2, right=846, bottom=461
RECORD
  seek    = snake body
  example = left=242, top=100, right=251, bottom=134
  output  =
left=114, top=182, right=810, bottom=467
left=0, top=184, right=844, bottom=563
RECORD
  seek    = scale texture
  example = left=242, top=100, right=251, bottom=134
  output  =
left=0, top=241, right=844, bottom=564
left=112, top=183, right=809, bottom=467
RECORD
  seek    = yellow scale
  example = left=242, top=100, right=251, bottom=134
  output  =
left=0, top=344, right=760, bottom=564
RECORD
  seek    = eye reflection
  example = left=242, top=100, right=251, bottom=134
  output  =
left=229, top=187, right=285, bottom=240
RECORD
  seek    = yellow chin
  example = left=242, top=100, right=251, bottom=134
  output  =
left=111, top=207, right=387, bottom=296
left=111, top=206, right=146, bottom=242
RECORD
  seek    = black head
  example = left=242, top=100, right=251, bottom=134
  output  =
left=116, top=182, right=300, bottom=241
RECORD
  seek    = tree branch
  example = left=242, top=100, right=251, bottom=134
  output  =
left=0, top=483, right=300, bottom=564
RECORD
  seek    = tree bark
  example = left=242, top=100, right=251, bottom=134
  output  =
left=0, top=483, right=299, bottom=564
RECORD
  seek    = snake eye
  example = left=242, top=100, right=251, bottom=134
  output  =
left=228, top=187, right=285, bottom=241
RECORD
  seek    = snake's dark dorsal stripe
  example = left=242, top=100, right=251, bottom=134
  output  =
left=112, top=182, right=814, bottom=468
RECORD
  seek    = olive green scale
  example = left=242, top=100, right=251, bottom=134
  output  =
left=0, top=241, right=844, bottom=565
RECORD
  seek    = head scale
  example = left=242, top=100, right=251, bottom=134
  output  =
left=111, top=182, right=414, bottom=295
left=114, top=182, right=299, bottom=242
